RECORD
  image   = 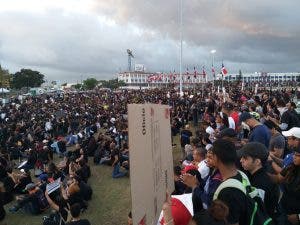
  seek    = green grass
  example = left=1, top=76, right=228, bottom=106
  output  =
left=2, top=133, right=184, bottom=225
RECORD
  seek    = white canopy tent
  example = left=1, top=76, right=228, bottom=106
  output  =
left=0, top=88, right=10, bottom=93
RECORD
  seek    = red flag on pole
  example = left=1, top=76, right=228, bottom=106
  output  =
left=212, top=64, right=215, bottom=76
left=221, top=63, right=228, bottom=76
left=193, top=67, right=197, bottom=78
left=202, top=66, right=206, bottom=78
left=186, top=67, right=190, bottom=79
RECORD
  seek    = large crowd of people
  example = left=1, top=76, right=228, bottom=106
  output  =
left=0, top=83, right=299, bottom=225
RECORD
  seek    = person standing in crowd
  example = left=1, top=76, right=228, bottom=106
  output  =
left=180, top=125, right=193, bottom=159
left=192, top=148, right=209, bottom=180
left=239, top=112, right=271, bottom=148
left=281, top=127, right=300, bottom=168
left=209, top=139, right=248, bottom=225
left=270, top=144, right=300, bottom=225
left=239, top=142, right=279, bottom=221
left=264, top=120, right=287, bottom=173
left=65, top=203, right=91, bottom=225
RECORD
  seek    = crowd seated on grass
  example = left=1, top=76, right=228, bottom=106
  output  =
left=0, top=83, right=299, bottom=225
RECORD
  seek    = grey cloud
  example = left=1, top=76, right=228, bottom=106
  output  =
left=0, top=0, right=300, bottom=82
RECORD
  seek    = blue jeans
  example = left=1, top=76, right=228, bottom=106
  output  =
left=112, top=163, right=127, bottom=178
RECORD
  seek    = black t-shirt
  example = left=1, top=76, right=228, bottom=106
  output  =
left=249, top=168, right=279, bottom=218
left=280, top=165, right=300, bottom=214
left=0, top=192, right=6, bottom=221
left=281, top=111, right=300, bottom=130
left=110, top=149, right=120, bottom=165
left=65, top=219, right=91, bottom=225
left=217, top=173, right=248, bottom=225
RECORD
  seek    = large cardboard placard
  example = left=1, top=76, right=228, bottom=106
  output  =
left=128, top=104, right=174, bottom=225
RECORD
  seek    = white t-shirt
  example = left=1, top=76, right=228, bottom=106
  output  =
left=228, top=117, right=236, bottom=130
left=198, top=160, right=210, bottom=179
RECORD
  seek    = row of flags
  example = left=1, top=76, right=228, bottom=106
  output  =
left=147, top=63, right=228, bottom=82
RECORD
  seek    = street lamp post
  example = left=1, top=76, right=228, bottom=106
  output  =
left=210, top=49, right=216, bottom=88
left=179, top=0, right=183, bottom=96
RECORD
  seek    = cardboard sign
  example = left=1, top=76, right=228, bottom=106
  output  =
left=128, top=104, right=174, bottom=225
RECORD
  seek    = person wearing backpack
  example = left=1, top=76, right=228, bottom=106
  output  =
left=210, top=139, right=273, bottom=225
left=208, top=139, right=248, bottom=225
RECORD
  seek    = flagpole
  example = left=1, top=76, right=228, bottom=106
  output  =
left=179, top=0, right=183, bottom=96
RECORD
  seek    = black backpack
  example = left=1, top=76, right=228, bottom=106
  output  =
left=214, top=171, right=273, bottom=225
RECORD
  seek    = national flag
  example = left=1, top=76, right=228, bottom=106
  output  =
left=147, top=74, right=156, bottom=82
left=202, top=66, right=206, bottom=78
left=212, top=64, right=215, bottom=77
left=221, top=63, right=228, bottom=76
left=193, top=67, right=197, bottom=78
left=186, top=67, right=190, bottom=79
left=169, top=71, right=173, bottom=80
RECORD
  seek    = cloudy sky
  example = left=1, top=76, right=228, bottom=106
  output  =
left=0, top=0, right=299, bottom=82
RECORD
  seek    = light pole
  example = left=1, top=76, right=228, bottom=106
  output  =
left=210, top=49, right=216, bottom=88
left=179, top=0, right=183, bottom=96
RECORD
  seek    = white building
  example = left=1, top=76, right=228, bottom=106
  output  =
left=118, top=71, right=300, bottom=87
left=223, top=72, right=300, bottom=82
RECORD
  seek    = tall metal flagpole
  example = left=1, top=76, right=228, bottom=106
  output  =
left=179, top=0, right=183, bottom=96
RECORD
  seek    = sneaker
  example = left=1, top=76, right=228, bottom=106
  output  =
left=9, top=206, right=19, bottom=213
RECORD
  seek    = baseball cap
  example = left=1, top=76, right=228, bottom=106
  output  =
left=25, top=183, right=36, bottom=191
left=181, top=165, right=198, bottom=174
left=282, top=127, right=300, bottom=139
left=216, top=128, right=236, bottom=139
left=38, top=173, right=48, bottom=182
left=239, top=112, right=252, bottom=123
left=238, top=142, right=268, bottom=163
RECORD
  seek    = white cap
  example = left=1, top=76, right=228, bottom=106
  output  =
left=282, top=127, right=300, bottom=139
left=205, top=144, right=213, bottom=151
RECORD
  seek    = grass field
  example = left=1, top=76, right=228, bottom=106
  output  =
left=2, top=135, right=183, bottom=225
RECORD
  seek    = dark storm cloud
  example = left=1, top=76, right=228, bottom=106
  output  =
left=0, top=0, right=299, bottom=82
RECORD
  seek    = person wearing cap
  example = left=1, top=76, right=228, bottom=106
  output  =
left=239, top=111, right=271, bottom=148
left=239, top=142, right=279, bottom=220
left=9, top=182, right=46, bottom=215
left=280, top=127, right=300, bottom=169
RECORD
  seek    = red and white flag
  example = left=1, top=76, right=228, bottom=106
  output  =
left=147, top=74, right=156, bottom=82
left=186, top=67, right=190, bottom=79
left=202, top=66, right=206, bottom=78
left=212, top=64, right=215, bottom=77
left=221, top=63, right=228, bottom=76
left=193, top=67, right=197, bottom=78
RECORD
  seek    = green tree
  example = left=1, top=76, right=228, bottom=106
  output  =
left=11, top=69, right=45, bottom=89
left=0, top=65, right=11, bottom=88
left=99, top=78, right=126, bottom=89
left=83, top=78, right=98, bottom=90
left=72, top=83, right=83, bottom=89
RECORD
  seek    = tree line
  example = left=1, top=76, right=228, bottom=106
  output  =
left=0, top=65, right=125, bottom=90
